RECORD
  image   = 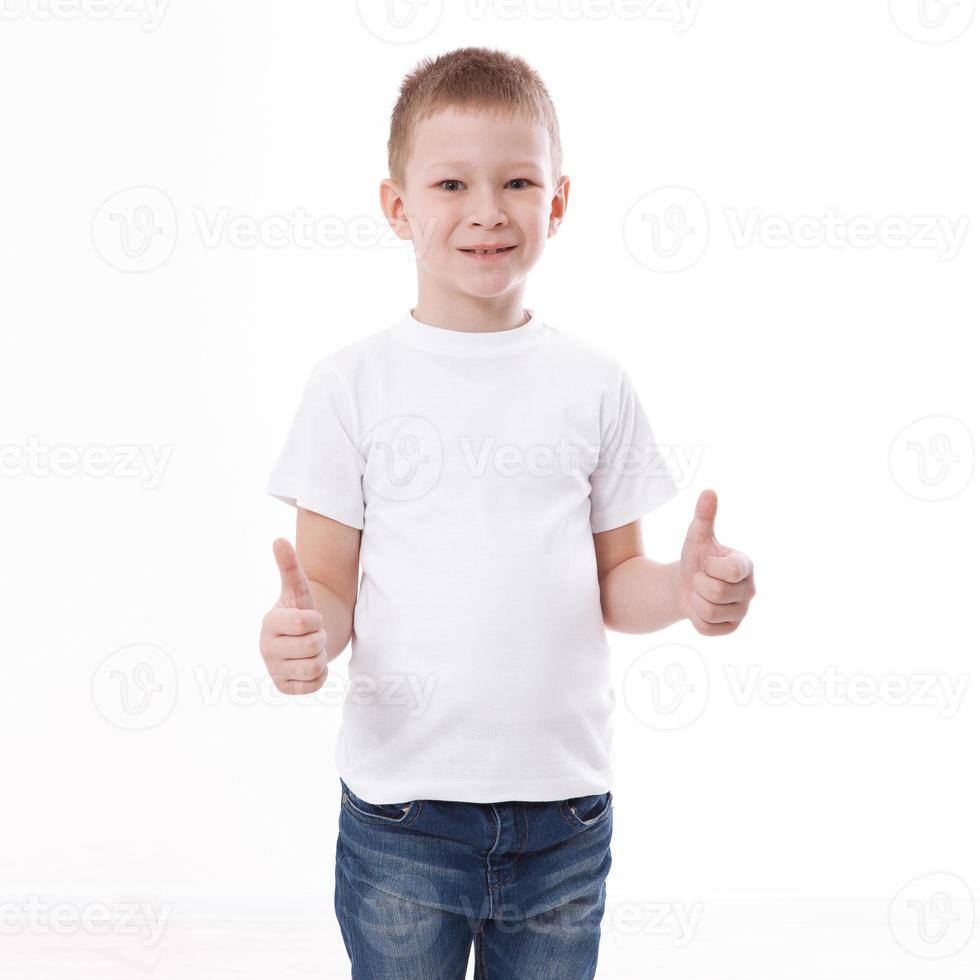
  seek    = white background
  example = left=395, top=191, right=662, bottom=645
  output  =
left=1, top=1, right=978, bottom=977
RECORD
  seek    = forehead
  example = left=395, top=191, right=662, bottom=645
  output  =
left=408, top=106, right=551, bottom=175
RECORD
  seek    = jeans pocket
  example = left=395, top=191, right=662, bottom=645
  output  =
left=341, top=780, right=420, bottom=826
left=559, top=791, right=613, bottom=829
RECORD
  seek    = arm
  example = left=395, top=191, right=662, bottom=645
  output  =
left=594, top=520, right=684, bottom=634
left=295, top=505, right=362, bottom=662
left=594, top=490, right=756, bottom=638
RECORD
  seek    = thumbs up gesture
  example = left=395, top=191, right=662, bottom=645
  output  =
left=259, top=538, right=328, bottom=694
left=677, top=490, right=755, bottom=636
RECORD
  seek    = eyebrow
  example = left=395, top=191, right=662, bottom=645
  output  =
left=425, top=160, right=544, bottom=173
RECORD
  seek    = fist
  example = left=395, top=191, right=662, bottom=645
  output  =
left=677, top=489, right=756, bottom=636
left=260, top=538, right=328, bottom=694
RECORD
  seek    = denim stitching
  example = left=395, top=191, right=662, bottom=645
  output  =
left=342, top=791, right=425, bottom=829
left=557, top=793, right=612, bottom=832
left=489, top=802, right=530, bottom=891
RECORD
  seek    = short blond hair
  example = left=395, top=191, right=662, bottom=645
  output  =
left=388, top=46, right=562, bottom=190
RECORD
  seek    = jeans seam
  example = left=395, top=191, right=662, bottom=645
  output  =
left=335, top=847, right=358, bottom=976
left=488, top=802, right=530, bottom=891
left=475, top=920, right=488, bottom=979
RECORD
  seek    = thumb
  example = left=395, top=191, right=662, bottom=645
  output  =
left=272, top=538, right=316, bottom=610
left=685, top=489, right=718, bottom=546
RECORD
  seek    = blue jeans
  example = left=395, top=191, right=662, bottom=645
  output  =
left=334, top=777, right=613, bottom=979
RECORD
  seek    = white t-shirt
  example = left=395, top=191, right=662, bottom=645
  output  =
left=266, top=308, right=679, bottom=804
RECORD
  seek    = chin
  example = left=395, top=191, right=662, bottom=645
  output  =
left=456, top=281, right=519, bottom=300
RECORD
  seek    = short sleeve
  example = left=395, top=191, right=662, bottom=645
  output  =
left=589, top=368, right=679, bottom=533
left=266, top=359, right=366, bottom=529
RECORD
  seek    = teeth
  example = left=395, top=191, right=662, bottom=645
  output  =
left=467, top=247, right=509, bottom=254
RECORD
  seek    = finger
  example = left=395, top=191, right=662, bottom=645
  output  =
left=275, top=629, right=327, bottom=661
left=684, top=489, right=718, bottom=545
left=275, top=675, right=326, bottom=696
left=273, top=537, right=316, bottom=610
left=703, top=551, right=753, bottom=584
left=689, top=592, right=747, bottom=624
left=693, top=570, right=754, bottom=605
left=274, top=650, right=327, bottom=683
left=267, top=607, right=322, bottom=637
left=692, top=617, right=739, bottom=637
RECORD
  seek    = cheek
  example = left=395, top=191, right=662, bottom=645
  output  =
left=519, top=203, right=553, bottom=239
left=410, top=211, right=455, bottom=253
left=520, top=221, right=550, bottom=253
left=411, top=196, right=455, bottom=229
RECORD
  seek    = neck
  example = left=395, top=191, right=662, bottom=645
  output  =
left=411, top=294, right=531, bottom=334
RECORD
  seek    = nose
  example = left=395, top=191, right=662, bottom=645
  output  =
left=467, top=187, right=507, bottom=229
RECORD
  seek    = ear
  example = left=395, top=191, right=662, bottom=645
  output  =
left=549, top=174, right=571, bottom=237
left=379, top=177, right=413, bottom=242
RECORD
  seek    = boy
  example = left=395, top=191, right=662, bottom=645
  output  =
left=261, top=46, right=755, bottom=980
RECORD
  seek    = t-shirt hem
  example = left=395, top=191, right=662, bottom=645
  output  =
left=339, top=769, right=616, bottom=805
left=590, top=479, right=680, bottom=533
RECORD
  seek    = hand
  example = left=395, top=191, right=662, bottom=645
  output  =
left=676, top=489, right=755, bottom=636
left=259, top=538, right=328, bottom=694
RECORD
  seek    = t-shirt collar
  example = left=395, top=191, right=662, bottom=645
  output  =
left=389, top=307, right=545, bottom=356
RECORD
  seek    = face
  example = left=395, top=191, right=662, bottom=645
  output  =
left=381, top=106, right=569, bottom=311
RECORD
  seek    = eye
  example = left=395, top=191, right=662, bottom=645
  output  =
left=437, top=178, right=532, bottom=192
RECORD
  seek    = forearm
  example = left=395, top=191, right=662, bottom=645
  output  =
left=309, top=578, right=355, bottom=661
left=599, top=557, right=685, bottom=634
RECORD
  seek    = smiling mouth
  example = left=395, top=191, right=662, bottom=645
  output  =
left=459, top=245, right=517, bottom=254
